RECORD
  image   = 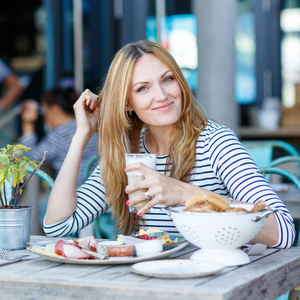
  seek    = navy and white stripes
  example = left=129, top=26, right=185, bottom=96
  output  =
left=43, top=120, right=295, bottom=248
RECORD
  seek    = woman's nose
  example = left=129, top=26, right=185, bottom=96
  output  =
left=153, top=85, right=167, bottom=101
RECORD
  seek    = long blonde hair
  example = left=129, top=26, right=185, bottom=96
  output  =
left=97, top=40, right=207, bottom=234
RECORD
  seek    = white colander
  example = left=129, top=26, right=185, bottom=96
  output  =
left=161, top=203, right=277, bottom=266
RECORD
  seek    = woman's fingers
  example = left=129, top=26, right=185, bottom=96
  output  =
left=82, top=89, right=98, bottom=109
left=125, top=162, right=154, bottom=175
left=125, top=165, right=189, bottom=215
left=74, top=89, right=98, bottom=111
left=73, top=89, right=100, bottom=135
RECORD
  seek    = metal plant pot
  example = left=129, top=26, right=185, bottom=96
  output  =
left=0, top=205, right=33, bottom=250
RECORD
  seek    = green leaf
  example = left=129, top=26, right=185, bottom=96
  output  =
left=13, top=144, right=31, bottom=152
left=6, top=144, right=14, bottom=153
left=0, top=154, right=10, bottom=165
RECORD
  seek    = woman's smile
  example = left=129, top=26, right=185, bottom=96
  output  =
left=152, top=101, right=174, bottom=111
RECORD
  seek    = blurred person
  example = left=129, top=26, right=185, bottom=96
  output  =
left=19, top=87, right=98, bottom=186
left=0, top=58, right=24, bottom=112
left=44, top=40, right=295, bottom=248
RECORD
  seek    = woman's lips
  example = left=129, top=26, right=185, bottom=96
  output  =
left=153, top=102, right=173, bottom=111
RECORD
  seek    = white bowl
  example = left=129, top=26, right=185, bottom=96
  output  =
left=135, top=239, right=163, bottom=257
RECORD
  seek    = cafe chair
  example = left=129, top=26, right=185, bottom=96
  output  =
left=2, top=167, right=54, bottom=203
left=83, top=154, right=119, bottom=239
left=83, top=153, right=100, bottom=181
left=27, top=167, right=54, bottom=188
left=260, top=167, right=300, bottom=192
left=267, top=156, right=300, bottom=178
left=242, top=140, right=299, bottom=169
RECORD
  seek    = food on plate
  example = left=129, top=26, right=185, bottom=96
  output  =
left=184, top=194, right=268, bottom=213
left=117, top=228, right=179, bottom=246
left=161, top=235, right=178, bottom=245
left=135, top=228, right=178, bottom=245
left=137, top=228, right=163, bottom=235
left=54, top=237, right=105, bottom=259
left=31, top=237, right=104, bottom=260
left=74, top=235, right=97, bottom=252
left=31, top=244, right=61, bottom=258
left=97, top=241, right=135, bottom=257
left=30, top=230, right=183, bottom=261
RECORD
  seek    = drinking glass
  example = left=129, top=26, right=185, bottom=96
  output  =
left=125, top=153, right=156, bottom=213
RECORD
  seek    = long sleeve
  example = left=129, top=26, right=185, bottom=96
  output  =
left=205, top=122, right=295, bottom=248
left=43, top=165, right=108, bottom=236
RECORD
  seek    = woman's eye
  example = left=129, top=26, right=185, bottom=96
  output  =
left=164, top=76, right=174, bottom=83
left=137, top=86, right=147, bottom=93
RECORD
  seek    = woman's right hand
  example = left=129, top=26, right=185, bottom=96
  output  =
left=73, top=89, right=100, bottom=136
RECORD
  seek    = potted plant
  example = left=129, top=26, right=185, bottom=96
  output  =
left=0, top=144, right=46, bottom=249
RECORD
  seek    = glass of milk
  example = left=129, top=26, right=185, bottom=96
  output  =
left=125, top=153, right=156, bottom=213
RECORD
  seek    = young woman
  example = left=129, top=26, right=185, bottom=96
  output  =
left=44, top=40, right=295, bottom=248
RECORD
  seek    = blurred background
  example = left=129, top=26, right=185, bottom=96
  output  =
left=1, top=0, right=300, bottom=235
left=1, top=0, right=300, bottom=144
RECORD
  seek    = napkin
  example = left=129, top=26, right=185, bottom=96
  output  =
left=243, top=243, right=267, bottom=256
left=0, top=255, right=31, bottom=266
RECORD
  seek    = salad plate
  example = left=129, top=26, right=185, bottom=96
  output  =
left=26, top=238, right=189, bottom=265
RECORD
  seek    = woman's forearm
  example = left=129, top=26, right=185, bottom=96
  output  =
left=251, top=214, right=279, bottom=246
left=44, top=132, right=91, bottom=225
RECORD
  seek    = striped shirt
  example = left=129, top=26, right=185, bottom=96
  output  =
left=19, top=120, right=98, bottom=186
left=43, top=120, right=295, bottom=248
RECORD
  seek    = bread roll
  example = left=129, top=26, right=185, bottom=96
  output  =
left=184, top=194, right=230, bottom=212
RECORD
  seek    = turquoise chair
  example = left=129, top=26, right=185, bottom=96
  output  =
left=83, top=154, right=119, bottom=239
left=268, top=156, right=300, bottom=178
left=2, top=167, right=54, bottom=204
left=242, top=140, right=299, bottom=169
left=27, top=167, right=54, bottom=188
left=260, top=167, right=300, bottom=192
left=83, top=153, right=100, bottom=180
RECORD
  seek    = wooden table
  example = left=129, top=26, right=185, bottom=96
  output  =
left=0, top=236, right=300, bottom=300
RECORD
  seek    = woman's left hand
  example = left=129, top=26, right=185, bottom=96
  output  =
left=125, top=163, right=195, bottom=215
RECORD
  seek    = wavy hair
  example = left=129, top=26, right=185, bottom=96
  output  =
left=97, top=40, right=207, bottom=234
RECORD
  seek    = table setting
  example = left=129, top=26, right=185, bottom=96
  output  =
left=19, top=194, right=275, bottom=279
left=0, top=235, right=299, bottom=300
left=0, top=192, right=299, bottom=299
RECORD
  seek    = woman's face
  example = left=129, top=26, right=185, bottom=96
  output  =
left=128, top=53, right=182, bottom=129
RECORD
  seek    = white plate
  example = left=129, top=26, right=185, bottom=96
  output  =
left=26, top=240, right=189, bottom=265
left=131, top=259, right=224, bottom=278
